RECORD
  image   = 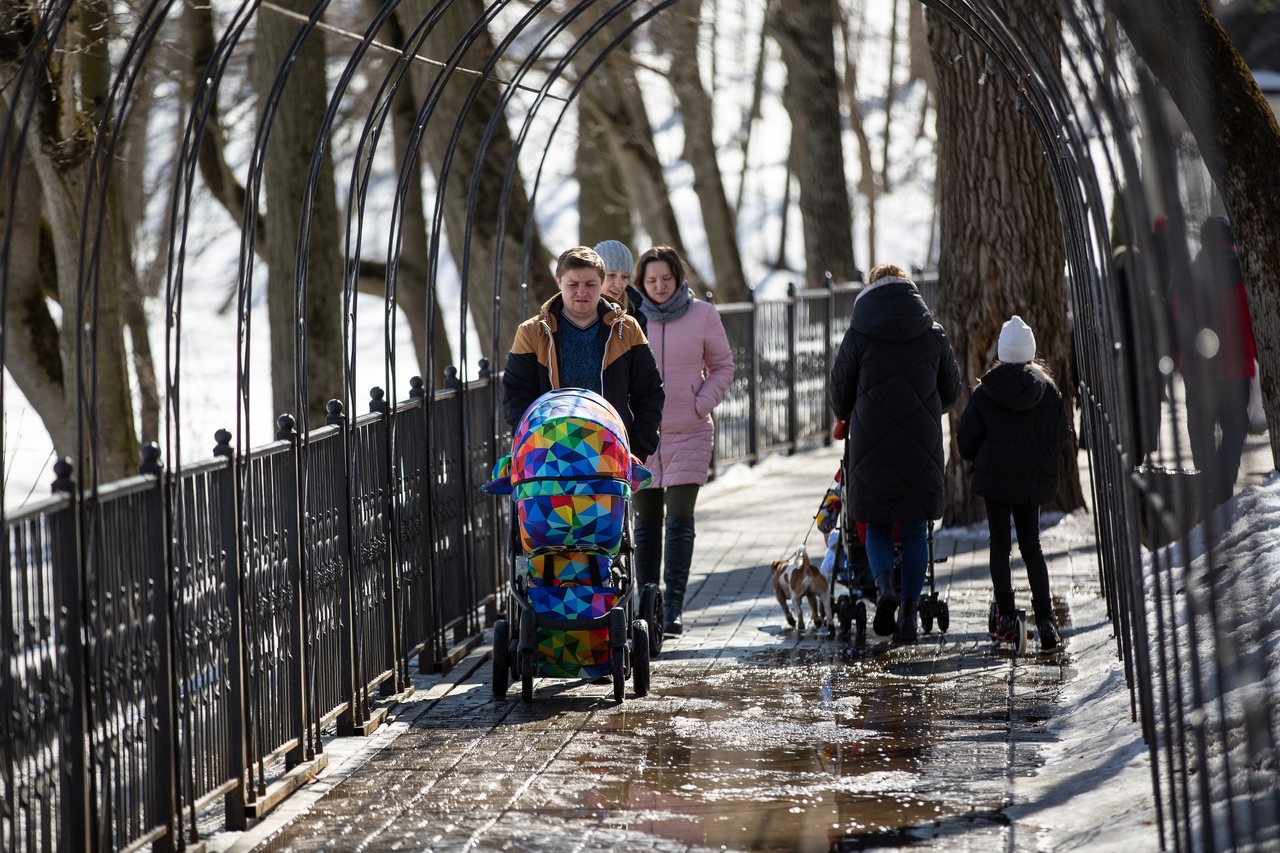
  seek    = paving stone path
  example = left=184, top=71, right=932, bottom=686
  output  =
left=215, top=444, right=1146, bottom=853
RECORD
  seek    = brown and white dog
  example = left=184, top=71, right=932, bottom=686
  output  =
left=771, top=545, right=832, bottom=634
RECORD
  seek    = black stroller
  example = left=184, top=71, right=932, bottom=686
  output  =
left=818, top=469, right=950, bottom=642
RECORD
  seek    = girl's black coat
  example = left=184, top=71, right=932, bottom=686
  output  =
left=829, top=280, right=962, bottom=523
left=957, top=363, right=1069, bottom=506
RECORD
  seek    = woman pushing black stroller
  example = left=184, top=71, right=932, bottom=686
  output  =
left=828, top=263, right=962, bottom=643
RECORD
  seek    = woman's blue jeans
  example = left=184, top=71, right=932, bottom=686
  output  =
left=864, top=520, right=928, bottom=602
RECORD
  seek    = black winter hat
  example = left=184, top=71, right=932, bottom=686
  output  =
left=1199, top=214, right=1234, bottom=248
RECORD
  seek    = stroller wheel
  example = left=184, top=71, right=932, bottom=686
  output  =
left=836, top=595, right=852, bottom=639
left=520, top=649, right=535, bottom=703
left=1015, top=611, right=1029, bottom=656
left=492, top=619, right=511, bottom=698
left=919, top=597, right=934, bottom=635
left=611, top=650, right=626, bottom=703
left=937, top=600, right=950, bottom=633
left=631, top=620, right=651, bottom=697
left=639, top=583, right=664, bottom=657
left=854, top=599, right=868, bottom=641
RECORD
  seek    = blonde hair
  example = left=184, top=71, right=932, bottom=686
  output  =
left=867, top=263, right=909, bottom=283
left=986, top=357, right=1059, bottom=390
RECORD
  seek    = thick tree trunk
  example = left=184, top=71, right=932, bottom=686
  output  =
left=252, top=0, right=345, bottom=426
left=928, top=3, right=1085, bottom=526
left=185, top=0, right=265, bottom=240
left=575, top=97, right=634, bottom=249
left=767, top=0, right=858, bottom=287
left=1108, top=0, right=1280, bottom=469
left=0, top=149, right=72, bottom=458
left=661, top=0, right=747, bottom=302
left=403, top=0, right=556, bottom=367
left=568, top=8, right=703, bottom=289
left=366, top=0, right=454, bottom=381
left=836, top=2, right=879, bottom=273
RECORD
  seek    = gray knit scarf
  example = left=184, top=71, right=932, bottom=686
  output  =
left=640, top=282, right=695, bottom=324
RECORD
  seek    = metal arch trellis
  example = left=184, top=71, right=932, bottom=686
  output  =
left=0, top=0, right=1277, bottom=850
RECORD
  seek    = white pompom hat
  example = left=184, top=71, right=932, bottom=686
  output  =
left=997, top=315, right=1036, bottom=364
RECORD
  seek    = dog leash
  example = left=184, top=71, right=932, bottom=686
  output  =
left=780, top=473, right=838, bottom=563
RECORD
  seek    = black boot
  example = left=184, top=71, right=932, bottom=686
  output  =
left=872, top=572, right=898, bottom=636
left=633, top=515, right=663, bottom=589
left=663, top=516, right=696, bottom=634
left=895, top=599, right=919, bottom=644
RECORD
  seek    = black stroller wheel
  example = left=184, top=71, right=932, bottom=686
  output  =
left=639, top=583, right=664, bottom=657
left=937, top=600, right=950, bottom=633
left=631, top=620, right=651, bottom=697
left=854, top=599, right=868, bottom=641
left=492, top=619, right=511, bottom=698
left=836, top=595, right=852, bottom=639
left=919, top=597, right=935, bottom=635
left=520, top=649, right=535, bottom=703
left=611, top=651, right=626, bottom=703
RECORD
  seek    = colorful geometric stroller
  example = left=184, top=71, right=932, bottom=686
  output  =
left=483, top=389, right=662, bottom=703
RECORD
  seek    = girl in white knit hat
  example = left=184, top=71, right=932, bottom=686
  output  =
left=956, top=315, right=1070, bottom=652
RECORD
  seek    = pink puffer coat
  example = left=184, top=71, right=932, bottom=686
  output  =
left=644, top=299, right=735, bottom=488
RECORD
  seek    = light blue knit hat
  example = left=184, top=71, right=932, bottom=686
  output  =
left=593, top=240, right=634, bottom=275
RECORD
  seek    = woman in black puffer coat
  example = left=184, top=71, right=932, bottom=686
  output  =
left=830, top=263, right=962, bottom=643
left=957, top=315, right=1069, bottom=651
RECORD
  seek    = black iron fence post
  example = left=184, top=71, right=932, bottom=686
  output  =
left=326, top=400, right=363, bottom=734
left=748, top=287, right=760, bottom=463
left=51, top=459, right=91, bottom=851
left=140, top=445, right=179, bottom=853
left=823, top=272, right=835, bottom=446
left=786, top=281, right=798, bottom=450
left=275, top=414, right=310, bottom=767
left=368, top=388, right=401, bottom=695
left=213, top=430, right=248, bottom=831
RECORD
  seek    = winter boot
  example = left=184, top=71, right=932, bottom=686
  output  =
left=1037, top=618, right=1061, bottom=651
left=662, top=516, right=697, bottom=634
left=872, top=572, right=898, bottom=636
left=894, top=599, right=918, bottom=644
left=633, top=515, right=663, bottom=589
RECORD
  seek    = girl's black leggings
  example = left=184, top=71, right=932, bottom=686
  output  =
left=985, top=499, right=1053, bottom=622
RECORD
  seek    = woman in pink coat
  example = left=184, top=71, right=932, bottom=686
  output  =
left=633, top=246, right=735, bottom=635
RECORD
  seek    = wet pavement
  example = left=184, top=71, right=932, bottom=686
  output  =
left=218, top=445, right=1132, bottom=853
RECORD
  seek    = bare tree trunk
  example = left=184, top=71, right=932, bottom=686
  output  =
left=185, top=0, right=266, bottom=240
left=880, top=0, right=899, bottom=193
left=569, top=9, right=703, bottom=289
left=35, top=0, right=139, bottom=482
left=734, top=3, right=770, bottom=223
left=252, top=0, right=345, bottom=426
left=119, top=71, right=160, bottom=443
left=767, top=0, right=858, bottom=287
left=928, top=3, right=1084, bottom=526
left=907, top=0, right=934, bottom=86
left=836, top=1, right=878, bottom=273
left=576, top=97, right=634, bottom=248
left=1108, top=0, right=1280, bottom=468
left=661, top=0, right=747, bottom=301
left=0, top=146, right=72, bottom=457
left=365, top=1, right=454, bottom=380
left=403, top=0, right=556, bottom=367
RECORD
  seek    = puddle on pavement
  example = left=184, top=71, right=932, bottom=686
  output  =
left=530, top=645, right=1013, bottom=852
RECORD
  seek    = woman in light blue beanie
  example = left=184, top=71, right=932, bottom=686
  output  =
left=594, top=240, right=648, bottom=336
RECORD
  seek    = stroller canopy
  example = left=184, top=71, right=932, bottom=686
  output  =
left=485, top=389, right=650, bottom=493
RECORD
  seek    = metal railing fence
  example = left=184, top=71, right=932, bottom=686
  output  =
left=0, top=280, right=897, bottom=849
